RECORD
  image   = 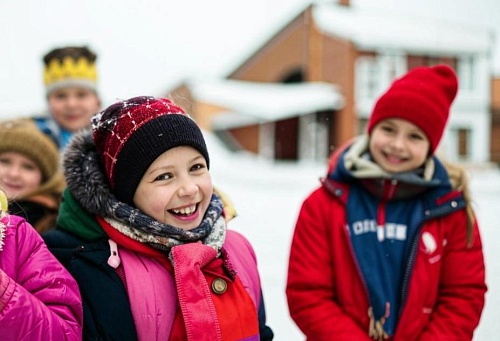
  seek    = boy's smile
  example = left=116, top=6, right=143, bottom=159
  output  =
left=48, top=87, right=100, bottom=132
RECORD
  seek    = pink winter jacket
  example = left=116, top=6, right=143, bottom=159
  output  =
left=112, top=230, right=262, bottom=340
left=0, top=214, right=83, bottom=340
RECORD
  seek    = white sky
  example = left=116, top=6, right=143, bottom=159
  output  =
left=0, top=0, right=309, bottom=116
left=0, top=0, right=499, bottom=116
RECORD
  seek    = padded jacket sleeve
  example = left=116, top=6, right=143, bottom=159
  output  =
left=0, top=218, right=83, bottom=341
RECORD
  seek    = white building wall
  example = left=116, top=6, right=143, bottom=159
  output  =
left=298, top=113, right=330, bottom=162
left=298, top=114, right=314, bottom=161
left=259, top=122, right=275, bottom=159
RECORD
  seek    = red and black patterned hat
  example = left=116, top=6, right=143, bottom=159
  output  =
left=92, top=96, right=209, bottom=204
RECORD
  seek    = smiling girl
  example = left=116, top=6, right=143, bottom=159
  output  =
left=43, top=96, right=273, bottom=340
left=0, top=119, right=65, bottom=233
left=287, top=65, right=486, bottom=340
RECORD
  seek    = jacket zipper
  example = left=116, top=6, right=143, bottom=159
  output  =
left=344, top=224, right=372, bottom=310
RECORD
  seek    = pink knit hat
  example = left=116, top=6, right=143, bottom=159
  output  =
left=367, top=64, right=458, bottom=154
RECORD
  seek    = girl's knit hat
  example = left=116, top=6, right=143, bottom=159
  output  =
left=367, top=64, right=458, bottom=154
left=92, top=96, right=209, bottom=205
left=0, top=119, right=60, bottom=181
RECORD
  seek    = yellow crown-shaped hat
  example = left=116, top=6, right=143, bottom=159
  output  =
left=43, top=46, right=98, bottom=94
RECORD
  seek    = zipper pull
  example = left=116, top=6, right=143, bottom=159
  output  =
left=107, top=239, right=121, bottom=268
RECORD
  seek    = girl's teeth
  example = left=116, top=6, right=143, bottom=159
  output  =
left=173, top=205, right=196, bottom=215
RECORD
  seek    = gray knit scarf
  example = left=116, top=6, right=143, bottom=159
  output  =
left=63, top=129, right=226, bottom=252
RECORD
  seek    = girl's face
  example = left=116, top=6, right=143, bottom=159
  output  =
left=369, top=118, right=430, bottom=173
left=133, top=146, right=213, bottom=231
left=0, top=152, right=43, bottom=199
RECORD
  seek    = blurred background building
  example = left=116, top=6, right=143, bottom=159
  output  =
left=168, top=0, right=498, bottom=165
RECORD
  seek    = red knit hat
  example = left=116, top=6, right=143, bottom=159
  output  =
left=92, top=96, right=209, bottom=205
left=367, top=64, right=458, bottom=154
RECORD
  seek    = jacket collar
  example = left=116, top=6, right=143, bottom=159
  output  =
left=325, top=136, right=460, bottom=212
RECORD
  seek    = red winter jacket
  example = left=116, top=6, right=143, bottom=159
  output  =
left=286, top=154, right=486, bottom=340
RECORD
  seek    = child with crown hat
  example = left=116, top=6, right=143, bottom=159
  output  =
left=33, top=46, right=101, bottom=151
left=0, top=188, right=83, bottom=340
left=286, top=65, right=486, bottom=340
left=43, top=96, right=274, bottom=340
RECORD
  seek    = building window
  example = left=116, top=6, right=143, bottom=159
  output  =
left=407, top=55, right=457, bottom=70
left=356, top=57, right=380, bottom=101
left=457, top=128, right=470, bottom=159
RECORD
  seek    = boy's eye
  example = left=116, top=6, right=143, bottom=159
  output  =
left=76, top=91, right=91, bottom=99
left=54, top=92, right=68, bottom=100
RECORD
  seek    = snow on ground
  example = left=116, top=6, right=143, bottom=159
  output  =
left=204, top=131, right=499, bottom=340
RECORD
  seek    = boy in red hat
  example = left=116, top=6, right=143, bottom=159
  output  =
left=286, top=65, right=486, bottom=340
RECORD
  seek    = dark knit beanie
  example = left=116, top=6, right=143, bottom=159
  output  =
left=367, top=64, right=458, bottom=154
left=92, top=96, right=209, bottom=205
left=0, top=119, right=60, bottom=181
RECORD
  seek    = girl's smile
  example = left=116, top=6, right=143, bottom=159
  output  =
left=133, top=146, right=212, bottom=230
left=369, top=118, right=430, bottom=173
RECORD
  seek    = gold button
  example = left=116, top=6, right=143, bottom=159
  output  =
left=212, top=278, right=227, bottom=294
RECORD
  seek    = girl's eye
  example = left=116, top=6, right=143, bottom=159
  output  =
left=154, top=173, right=172, bottom=181
left=381, top=125, right=395, bottom=133
left=22, top=164, right=37, bottom=171
left=409, top=133, right=424, bottom=140
left=190, top=163, right=206, bottom=172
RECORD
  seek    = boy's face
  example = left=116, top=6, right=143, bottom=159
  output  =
left=0, top=152, right=43, bottom=199
left=369, top=118, right=430, bottom=173
left=133, top=146, right=213, bottom=230
left=47, top=87, right=101, bottom=132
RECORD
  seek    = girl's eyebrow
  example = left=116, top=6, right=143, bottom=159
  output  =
left=145, top=155, right=206, bottom=176
left=145, top=164, right=174, bottom=177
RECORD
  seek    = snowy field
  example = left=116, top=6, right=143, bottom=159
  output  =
left=204, top=132, right=499, bottom=340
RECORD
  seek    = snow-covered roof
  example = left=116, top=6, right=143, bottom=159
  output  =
left=313, top=3, right=493, bottom=55
left=189, top=79, right=344, bottom=129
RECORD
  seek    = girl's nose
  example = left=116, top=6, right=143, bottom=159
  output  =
left=5, top=165, right=21, bottom=178
left=177, top=178, right=197, bottom=197
left=390, top=134, right=406, bottom=150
